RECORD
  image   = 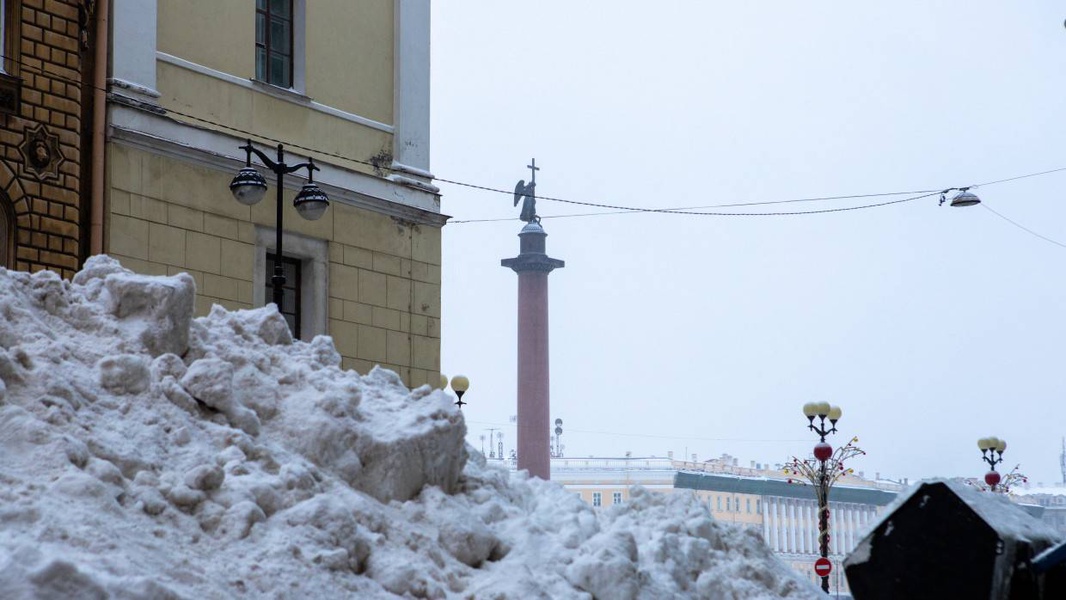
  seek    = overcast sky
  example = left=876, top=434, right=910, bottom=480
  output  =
left=430, top=1, right=1066, bottom=485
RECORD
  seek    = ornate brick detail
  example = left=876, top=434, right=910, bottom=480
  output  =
left=18, top=123, right=64, bottom=179
left=0, top=0, right=86, bottom=278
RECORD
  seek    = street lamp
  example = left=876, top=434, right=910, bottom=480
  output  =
left=803, top=401, right=843, bottom=594
left=939, top=187, right=981, bottom=207
left=449, top=374, right=470, bottom=409
left=978, top=436, right=1007, bottom=491
left=230, top=140, right=329, bottom=311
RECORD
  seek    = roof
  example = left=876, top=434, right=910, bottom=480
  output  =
left=674, top=471, right=899, bottom=506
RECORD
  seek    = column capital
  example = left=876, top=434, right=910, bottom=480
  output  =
left=501, top=221, right=565, bottom=274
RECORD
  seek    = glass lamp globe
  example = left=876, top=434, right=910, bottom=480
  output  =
left=230, top=167, right=267, bottom=206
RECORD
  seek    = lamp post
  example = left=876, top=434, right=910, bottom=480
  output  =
left=448, top=374, right=470, bottom=409
left=804, top=401, right=843, bottom=595
left=978, top=436, right=1007, bottom=491
left=230, top=140, right=329, bottom=311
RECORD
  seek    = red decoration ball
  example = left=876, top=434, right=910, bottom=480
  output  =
left=985, top=471, right=1001, bottom=487
left=814, top=443, right=832, bottom=461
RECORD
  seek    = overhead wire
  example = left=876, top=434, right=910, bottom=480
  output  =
left=980, top=203, right=1066, bottom=250
left=10, top=52, right=1066, bottom=226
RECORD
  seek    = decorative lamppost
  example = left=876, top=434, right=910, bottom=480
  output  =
left=978, top=436, right=1007, bottom=491
left=551, top=418, right=564, bottom=457
left=806, top=401, right=839, bottom=595
left=783, top=402, right=864, bottom=594
left=447, top=374, right=470, bottom=409
left=230, top=140, right=329, bottom=311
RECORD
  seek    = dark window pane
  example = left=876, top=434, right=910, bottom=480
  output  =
left=266, top=253, right=302, bottom=339
left=271, top=19, right=291, bottom=54
left=269, top=53, right=290, bottom=87
left=256, top=13, right=266, bottom=45
left=270, top=0, right=291, bottom=18
left=256, top=48, right=267, bottom=81
left=281, top=290, right=296, bottom=313
left=257, top=0, right=266, bottom=10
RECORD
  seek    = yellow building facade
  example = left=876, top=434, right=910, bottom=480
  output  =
left=103, top=0, right=442, bottom=387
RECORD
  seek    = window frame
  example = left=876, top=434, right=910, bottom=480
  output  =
left=265, top=252, right=302, bottom=339
left=612, top=492, right=622, bottom=505
left=253, top=227, right=328, bottom=341
left=1, top=0, right=21, bottom=76
left=254, top=0, right=305, bottom=92
left=592, top=492, right=602, bottom=507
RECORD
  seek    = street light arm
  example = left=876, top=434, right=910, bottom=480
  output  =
left=241, top=140, right=316, bottom=176
left=241, top=140, right=279, bottom=171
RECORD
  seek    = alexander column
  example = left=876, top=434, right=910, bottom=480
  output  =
left=501, top=160, right=564, bottom=480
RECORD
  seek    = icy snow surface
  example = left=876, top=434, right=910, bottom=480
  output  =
left=0, top=257, right=820, bottom=599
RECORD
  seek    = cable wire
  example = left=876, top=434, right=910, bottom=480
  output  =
left=980, top=203, right=1066, bottom=250
left=10, top=52, right=1066, bottom=224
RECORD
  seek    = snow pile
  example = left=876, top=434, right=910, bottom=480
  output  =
left=0, top=257, right=819, bottom=599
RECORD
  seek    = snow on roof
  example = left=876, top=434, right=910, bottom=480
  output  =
left=860, top=478, right=1062, bottom=546
left=0, top=257, right=821, bottom=598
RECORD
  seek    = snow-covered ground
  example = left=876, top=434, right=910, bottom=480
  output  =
left=0, top=257, right=820, bottom=599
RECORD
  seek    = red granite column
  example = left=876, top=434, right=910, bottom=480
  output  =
left=502, top=222, right=564, bottom=480
left=516, top=270, right=550, bottom=479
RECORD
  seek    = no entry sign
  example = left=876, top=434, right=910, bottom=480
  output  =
left=814, top=557, right=832, bottom=577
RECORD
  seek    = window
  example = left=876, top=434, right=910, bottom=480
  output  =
left=254, top=228, right=327, bottom=342
left=746, top=499, right=751, bottom=514
left=266, top=253, right=301, bottom=338
left=726, top=497, right=731, bottom=512
left=756, top=499, right=761, bottom=514
left=717, top=496, right=722, bottom=512
left=256, top=0, right=293, bottom=87
left=0, top=0, right=18, bottom=75
left=592, top=493, right=601, bottom=507
left=613, top=492, right=622, bottom=505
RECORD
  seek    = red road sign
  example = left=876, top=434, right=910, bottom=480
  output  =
left=814, top=557, right=832, bottom=577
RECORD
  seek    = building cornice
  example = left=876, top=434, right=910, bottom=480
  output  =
left=156, top=52, right=395, bottom=135
left=107, top=106, right=448, bottom=227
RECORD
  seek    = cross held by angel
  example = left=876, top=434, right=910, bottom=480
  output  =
left=514, top=159, right=540, bottom=223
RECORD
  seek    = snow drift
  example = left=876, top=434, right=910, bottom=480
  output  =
left=0, top=257, right=819, bottom=599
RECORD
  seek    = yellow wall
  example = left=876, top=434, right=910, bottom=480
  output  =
left=696, top=490, right=764, bottom=527
left=157, top=0, right=394, bottom=122
left=105, top=144, right=441, bottom=388
left=158, top=0, right=252, bottom=79
left=306, top=0, right=394, bottom=123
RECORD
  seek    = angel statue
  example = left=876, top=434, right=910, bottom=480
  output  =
left=513, top=179, right=537, bottom=223
left=513, top=159, right=541, bottom=223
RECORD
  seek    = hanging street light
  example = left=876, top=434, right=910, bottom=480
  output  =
left=229, top=140, right=329, bottom=312
left=938, top=186, right=981, bottom=207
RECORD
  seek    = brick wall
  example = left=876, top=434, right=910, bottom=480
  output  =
left=0, top=0, right=87, bottom=278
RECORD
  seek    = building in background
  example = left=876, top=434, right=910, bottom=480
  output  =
left=547, top=453, right=901, bottom=595
left=1, top=1, right=444, bottom=387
